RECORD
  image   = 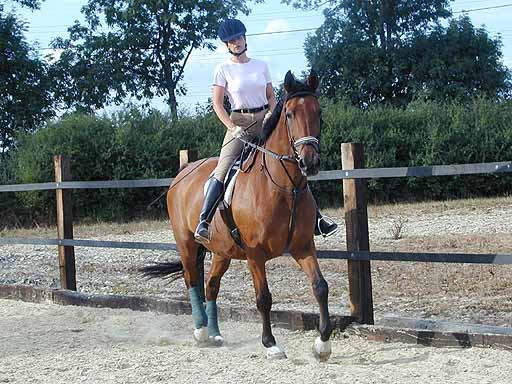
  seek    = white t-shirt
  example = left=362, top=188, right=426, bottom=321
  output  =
left=212, top=58, right=271, bottom=110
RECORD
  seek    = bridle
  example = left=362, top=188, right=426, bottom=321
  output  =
left=240, top=91, right=319, bottom=160
left=283, top=90, right=321, bottom=166
left=232, top=89, right=322, bottom=250
left=270, top=89, right=321, bottom=249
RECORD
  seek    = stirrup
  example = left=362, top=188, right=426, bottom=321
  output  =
left=316, top=215, right=338, bottom=238
left=194, top=220, right=211, bottom=244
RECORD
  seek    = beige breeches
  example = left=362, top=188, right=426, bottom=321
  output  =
left=213, top=109, right=267, bottom=182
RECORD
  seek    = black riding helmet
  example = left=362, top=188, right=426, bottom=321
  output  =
left=218, top=19, right=247, bottom=57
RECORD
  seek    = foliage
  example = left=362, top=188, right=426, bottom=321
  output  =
left=312, top=97, right=512, bottom=205
left=407, top=16, right=511, bottom=101
left=0, top=0, right=42, bottom=10
left=296, top=1, right=510, bottom=106
left=0, top=6, right=54, bottom=155
left=11, top=108, right=224, bottom=222
left=51, top=0, right=255, bottom=117
left=6, top=98, right=512, bottom=225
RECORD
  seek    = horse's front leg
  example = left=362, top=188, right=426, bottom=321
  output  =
left=205, top=253, right=231, bottom=345
left=246, top=255, right=287, bottom=360
left=291, top=241, right=333, bottom=361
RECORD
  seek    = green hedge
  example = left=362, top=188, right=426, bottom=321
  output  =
left=0, top=154, right=26, bottom=227
left=9, top=108, right=224, bottom=223
left=313, top=97, right=512, bottom=204
left=4, top=98, right=512, bottom=225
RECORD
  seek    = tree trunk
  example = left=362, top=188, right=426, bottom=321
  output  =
left=167, top=86, right=178, bottom=118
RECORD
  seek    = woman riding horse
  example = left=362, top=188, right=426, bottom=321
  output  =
left=142, top=18, right=335, bottom=361
left=194, top=18, right=337, bottom=244
left=143, top=68, right=334, bottom=360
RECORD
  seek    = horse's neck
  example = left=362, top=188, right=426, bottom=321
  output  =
left=263, top=116, right=306, bottom=189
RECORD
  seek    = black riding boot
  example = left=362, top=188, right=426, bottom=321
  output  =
left=314, top=208, right=338, bottom=237
left=194, top=178, right=224, bottom=244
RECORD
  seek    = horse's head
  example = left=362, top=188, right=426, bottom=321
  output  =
left=283, top=70, right=321, bottom=177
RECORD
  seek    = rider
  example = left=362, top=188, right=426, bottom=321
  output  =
left=194, top=18, right=337, bottom=244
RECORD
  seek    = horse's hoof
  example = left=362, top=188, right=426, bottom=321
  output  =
left=193, top=327, right=209, bottom=343
left=313, top=336, right=331, bottom=362
left=266, top=345, right=287, bottom=360
left=209, top=335, right=224, bottom=346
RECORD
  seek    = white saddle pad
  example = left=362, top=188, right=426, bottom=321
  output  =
left=203, top=168, right=241, bottom=206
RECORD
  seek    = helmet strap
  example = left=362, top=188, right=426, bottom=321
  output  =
left=228, top=43, right=247, bottom=57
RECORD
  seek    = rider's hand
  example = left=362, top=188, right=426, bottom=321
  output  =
left=232, top=125, right=247, bottom=139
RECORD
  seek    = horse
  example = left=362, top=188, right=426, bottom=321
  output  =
left=141, top=70, right=333, bottom=361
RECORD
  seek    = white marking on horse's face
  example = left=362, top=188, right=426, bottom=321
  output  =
left=298, top=98, right=305, bottom=105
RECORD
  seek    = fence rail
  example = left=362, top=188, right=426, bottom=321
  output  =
left=1, top=146, right=512, bottom=325
left=2, top=236, right=512, bottom=265
left=1, top=161, right=511, bottom=193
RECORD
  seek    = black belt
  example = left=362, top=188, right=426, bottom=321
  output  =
left=232, top=104, right=269, bottom=114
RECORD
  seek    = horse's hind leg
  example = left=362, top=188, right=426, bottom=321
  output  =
left=204, top=254, right=231, bottom=345
left=177, top=234, right=209, bottom=342
left=291, top=242, right=333, bottom=361
left=247, top=255, right=287, bottom=359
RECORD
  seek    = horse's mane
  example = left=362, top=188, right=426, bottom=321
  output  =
left=260, top=97, right=284, bottom=142
left=260, top=79, right=317, bottom=143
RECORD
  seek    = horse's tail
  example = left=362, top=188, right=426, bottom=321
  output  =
left=139, top=245, right=207, bottom=290
left=139, top=261, right=184, bottom=282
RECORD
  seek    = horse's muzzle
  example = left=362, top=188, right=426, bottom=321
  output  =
left=299, top=152, right=320, bottom=176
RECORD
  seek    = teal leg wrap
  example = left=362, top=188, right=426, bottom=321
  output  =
left=189, top=287, right=207, bottom=329
left=206, top=300, right=221, bottom=337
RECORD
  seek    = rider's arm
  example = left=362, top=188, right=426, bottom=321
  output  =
left=266, top=83, right=276, bottom=113
left=213, top=85, right=236, bottom=132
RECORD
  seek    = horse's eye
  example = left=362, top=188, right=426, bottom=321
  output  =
left=285, top=111, right=292, bottom=119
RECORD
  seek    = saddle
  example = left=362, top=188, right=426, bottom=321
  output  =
left=203, top=140, right=259, bottom=248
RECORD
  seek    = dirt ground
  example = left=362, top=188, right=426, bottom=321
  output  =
left=1, top=299, right=511, bottom=384
left=1, top=196, right=512, bottom=327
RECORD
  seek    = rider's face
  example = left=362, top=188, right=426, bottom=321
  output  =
left=226, top=35, right=245, bottom=53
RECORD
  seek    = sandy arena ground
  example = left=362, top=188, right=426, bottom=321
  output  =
left=2, top=197, right=511, bottom=326
left=1, top=299, right=512, bottom=384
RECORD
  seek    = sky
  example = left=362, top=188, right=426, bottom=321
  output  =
left=7, top=0, right=512, bottom=114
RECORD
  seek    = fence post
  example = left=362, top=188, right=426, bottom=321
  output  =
left=179, top=149, right=198, bottom=168
left=54, top=155, right=76, bottom=291
left=341, top=143, right=374, bottom=324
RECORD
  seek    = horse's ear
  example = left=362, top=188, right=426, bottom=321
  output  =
left=307, top=70, right=319, bottom=91
left=284, top=70, right=296, bottom=93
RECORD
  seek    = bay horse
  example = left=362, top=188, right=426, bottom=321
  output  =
left=142, top=70, right=332, bottom=361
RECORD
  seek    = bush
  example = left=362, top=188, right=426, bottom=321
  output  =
left=11, top=108, right=224, bottom=223
left=0, top=152, right=36, bottom=228
left=6, top=98, right=512, bottom=224
left=313, top=98, right=512, bottom=204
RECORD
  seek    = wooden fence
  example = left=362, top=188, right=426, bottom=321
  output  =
left=1, top=143, right=512, bottom=325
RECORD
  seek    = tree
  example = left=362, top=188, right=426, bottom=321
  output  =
left=290, top=1, right=510, bottom=106
left=0, top=1, right=54, bottom=156
left=407, top=16, right=511, bottom=100
left=296, top=0, right=452, bottom=106
left=0, top=0, right=41, bottom=10
left=52, top=0, right=255, bottom=117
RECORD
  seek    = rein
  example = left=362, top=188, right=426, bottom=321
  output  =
left=237, top=139, right=295, bottom=161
